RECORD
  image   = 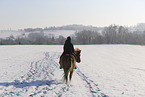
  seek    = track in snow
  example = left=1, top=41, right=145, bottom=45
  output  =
left=0, top=52, right=108, bottom=97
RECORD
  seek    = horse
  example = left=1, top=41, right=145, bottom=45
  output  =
left=60, top=48, right=81, bottom=83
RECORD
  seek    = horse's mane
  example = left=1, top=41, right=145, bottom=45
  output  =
left=75, top=48, right=81, bottom=53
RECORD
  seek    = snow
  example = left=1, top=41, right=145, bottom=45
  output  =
left=44, top=30, right=76, bottom=38
left=0, top=30, right=24, bottom=39
left=0, top=45, right=145, bottom=97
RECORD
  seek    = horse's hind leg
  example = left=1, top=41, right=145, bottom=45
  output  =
left=70, top=70, right=74, bottom=81
left=65, top=75, right=68, bottom=83
left=64, top=69, right=69, bottom=83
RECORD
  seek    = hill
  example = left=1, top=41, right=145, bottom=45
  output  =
left=23, top=24, right=100, bottom=32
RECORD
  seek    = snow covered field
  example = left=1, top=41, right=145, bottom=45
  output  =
left=0, top=30, right=24, bottom=39
left=0, top=30, right=75, bottom=39
left=0, top=45, right=145, bottom=97
left=43, top=30, right=75, bottom=38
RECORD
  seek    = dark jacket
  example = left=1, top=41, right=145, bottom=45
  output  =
left=63, top=39, right=74, bottom=54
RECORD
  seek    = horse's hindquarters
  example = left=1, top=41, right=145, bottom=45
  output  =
left=61, top=54, right=76, bottom=83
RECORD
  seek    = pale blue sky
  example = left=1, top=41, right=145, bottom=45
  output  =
left=0, top=0, right=145, bottom=30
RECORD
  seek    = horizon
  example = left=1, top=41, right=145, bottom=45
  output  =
left=0, top=23, right=144, bottom=31
left=0, top=0, right=145, bottom=30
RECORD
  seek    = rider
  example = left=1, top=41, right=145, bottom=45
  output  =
left=59, top=36, right=76, bottom=69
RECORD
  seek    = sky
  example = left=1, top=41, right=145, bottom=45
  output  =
left=0, top=0, right=145, bottom=30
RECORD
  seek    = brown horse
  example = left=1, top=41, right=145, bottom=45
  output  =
left=60, top=48, right=81, bottom=83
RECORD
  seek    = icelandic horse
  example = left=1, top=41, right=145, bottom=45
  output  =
left=60, top=48, right=81, bottom=83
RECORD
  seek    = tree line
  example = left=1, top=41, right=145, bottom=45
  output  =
left=23, top=24, right=99, bottom=32
left=1, top=25, right=145, bottom=45
left=74, top=25, right=145, bottom=45
left=0, top=32, right=65, bottom=45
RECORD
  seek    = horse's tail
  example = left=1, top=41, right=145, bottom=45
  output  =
left=64, top=57, right=72, bottom=83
